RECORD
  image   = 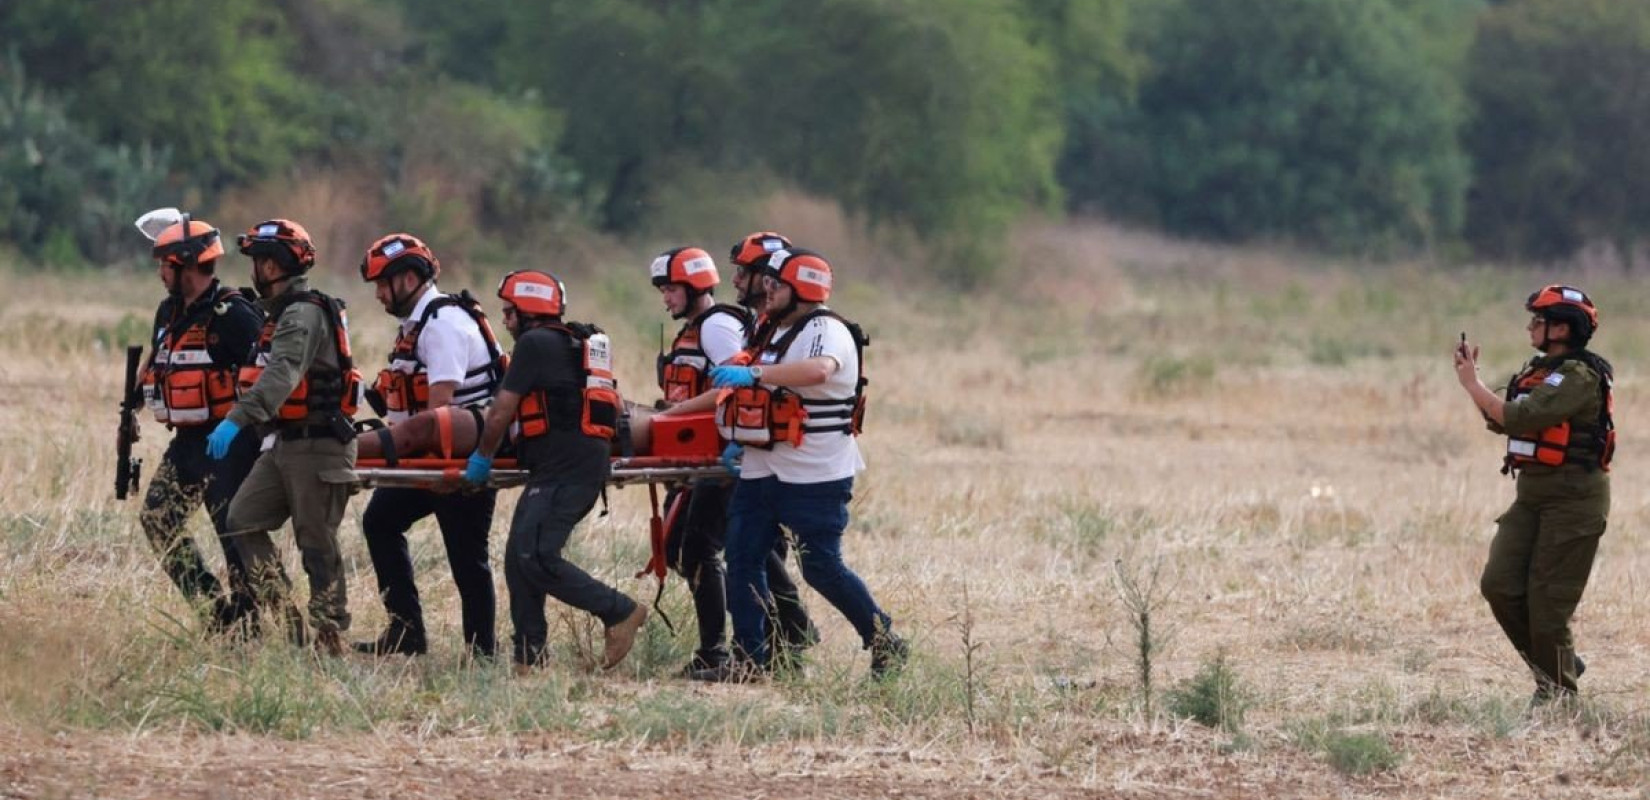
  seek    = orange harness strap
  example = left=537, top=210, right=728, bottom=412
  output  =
left=433, top=405, right=456, bottom=459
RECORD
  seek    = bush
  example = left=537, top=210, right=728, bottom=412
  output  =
left=1166, top=652, right=1250, bottom=732
left=0, top=53, right=169, bottom=265
left=1082, top=0, right=1472, bottom=253
left=1464, top=0, right=1650, bottom=262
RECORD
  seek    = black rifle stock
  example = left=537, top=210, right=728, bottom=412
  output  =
left=116, top=345, right=144, bottom=500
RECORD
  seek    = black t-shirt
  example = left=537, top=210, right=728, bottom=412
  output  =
left=151, top=281, right=264, bottom=438
left=502, top=325, right=609, bottom=482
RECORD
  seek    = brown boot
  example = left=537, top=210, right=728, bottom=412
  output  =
left=602, top=604, right=649, bottom=670
left=314, top=628, right=346, bottom=658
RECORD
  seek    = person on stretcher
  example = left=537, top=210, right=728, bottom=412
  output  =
left=355, top=399, right=659, bottom=465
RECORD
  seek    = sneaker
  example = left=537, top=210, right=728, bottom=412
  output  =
left=602, top=604, right=649, bottom=670
left=352, top=627, right=428, bottom=656
left=314, top=629, right=346, bottom=658
left=688, top=658, right=768, bottom=684
left=869, top=632, right=909, bottom=680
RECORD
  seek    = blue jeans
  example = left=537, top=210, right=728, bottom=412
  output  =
left=726, top=475, right=891, bottom=666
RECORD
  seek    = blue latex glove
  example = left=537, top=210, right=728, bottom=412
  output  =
left=206, top=419, right=240, bottom=460
left=719, top=442, right=744, bottom=477
left=709, top=365, right=758, bottom=388
left=463, top=452, right=493, bottom=486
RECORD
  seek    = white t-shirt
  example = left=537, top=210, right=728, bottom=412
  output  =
left=385, top=285, right=497, bottom=422
left=699, top=307, right=746, bottom=366
left=739, top=311, right=866, bottom=484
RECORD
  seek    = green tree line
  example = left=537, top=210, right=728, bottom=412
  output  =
left=3, top=0, right=1647, bottom=275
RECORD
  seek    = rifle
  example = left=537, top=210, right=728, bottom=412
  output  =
left=116, top=345, right=144, bottom=500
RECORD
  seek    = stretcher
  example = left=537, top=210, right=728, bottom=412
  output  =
left=349, top=455, right=728, bottom=491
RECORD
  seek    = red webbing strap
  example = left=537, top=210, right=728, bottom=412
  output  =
left=633, top=483, right=682, bottom=634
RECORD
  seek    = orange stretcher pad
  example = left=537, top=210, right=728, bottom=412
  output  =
left=349, top=455, right=727, bottom=491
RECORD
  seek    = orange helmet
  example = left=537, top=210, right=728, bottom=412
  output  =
left=766, top=248, right=833, bottom=303
left=498, top=269, right=566, bottom=318
left=650, top=246, right=719, bottom=292
left=152, top=217, right=223, bottom=268
left=729, top=231, right=792, bottom=270
left=236, top=219, right=316, bottom=273
left=361, top=233, right=440, bottom=283
left=1527, top=284, right=1599, bottom=343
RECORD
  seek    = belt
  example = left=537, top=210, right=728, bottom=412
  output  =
left=278, top=425, right=338, bottom=441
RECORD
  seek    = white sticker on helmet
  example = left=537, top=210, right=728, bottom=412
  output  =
left=761, top=238, right=783, bottom=252
left=383, top=241, right=406, bottom=258
left=258, top=224, right=280, bottom=237
left=683, top=256, right=715, bottom=275
left=770, top=249, right=792, bottom=267
left=1562, top=288, right=1585, bottom=303
left=649, top=256, right=670, bottom=279
left=796, top=265, right=832, bottom=289
left=515, top=282, right=557, bottom=301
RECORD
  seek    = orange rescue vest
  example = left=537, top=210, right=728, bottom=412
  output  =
left=657, top=304, right=749, bottom=404
left=142, top=286, right=257, bottom=427
left=715, top=309, right=868, bottom=449
left=515, top=321, right=620, bottom=442
left=372, top=290, right=508, bottom=419
left=1503, top=353, right=1615, bottom=473
left=237, top=290, right=362, bottom=421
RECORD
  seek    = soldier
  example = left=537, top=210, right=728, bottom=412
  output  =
left=648, top=246, right=815, bottom=676
left=211, top=219, right=362, bottom=655
left=138, top=216, right=264, bottom=633
left=354, top=234, right=507, bottom=658
left=1455, top=285, right=1614, bottom=705
left=705, top=248, right=906, bottom=681
left=463, top=270, right=648, bottom=673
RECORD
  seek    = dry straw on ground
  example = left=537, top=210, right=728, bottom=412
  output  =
left=3, top=218, right=1650, bottom=798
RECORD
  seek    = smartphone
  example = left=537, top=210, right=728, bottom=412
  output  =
left=1458, top=331, right=1469, bottom=356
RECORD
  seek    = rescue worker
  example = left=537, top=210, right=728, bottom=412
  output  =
left=355, top=234, right=507, bottom=658
left=704, top=247, right=906, bottom=681
left=463, top=270, right=649, bottom=673
left=648, top=246, right=815, bottom=676
left=1455, top=284, right=1613, bottom=705
left=212, top=219, right=362, bottom=655
left=138, top=217, right=265, bottom=633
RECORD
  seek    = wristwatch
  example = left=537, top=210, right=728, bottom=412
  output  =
left=750, top=365, right=764, bottom=382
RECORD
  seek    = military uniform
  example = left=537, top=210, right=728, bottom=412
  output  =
left=1481, top=354, right=1611, bottom=696
left=225, top=275, right=359, bottom=640
left=138, top=279, right=264, bottom=629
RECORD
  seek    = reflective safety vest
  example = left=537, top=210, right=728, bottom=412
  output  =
left=715, top=309, right=868, bottom=449
left=1503, top=353, right=1615, bottom=473
left=657, top=304, right=749, bottom=404
left=142, top=286, right=257, bottom=426
left=515, top=321, right=620, bottom=441
left=372, top=290, right=507, bottom=421
left=237, top=290, right=362, bottom=421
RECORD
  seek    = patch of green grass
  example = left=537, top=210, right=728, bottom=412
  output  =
left=1288, top=717, right=1403, bottom=775
left=1135, top=354, right=1216, bottom=397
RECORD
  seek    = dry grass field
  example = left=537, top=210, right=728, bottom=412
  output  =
left=4, top=219, right=1650, bottom=798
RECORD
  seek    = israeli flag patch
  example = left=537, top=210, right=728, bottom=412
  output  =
left=258, top=223, right=280, bottom=237
left=762, top=238, right=783, bottom=252
left=1544, top=372, right=1565, bottom=387
left=1562, top=288, right=1585, bottom=302
left=382, top=241, right=406, bottom=258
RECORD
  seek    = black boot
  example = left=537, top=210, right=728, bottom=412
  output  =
left=352, top=625, right=428, bottom=656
